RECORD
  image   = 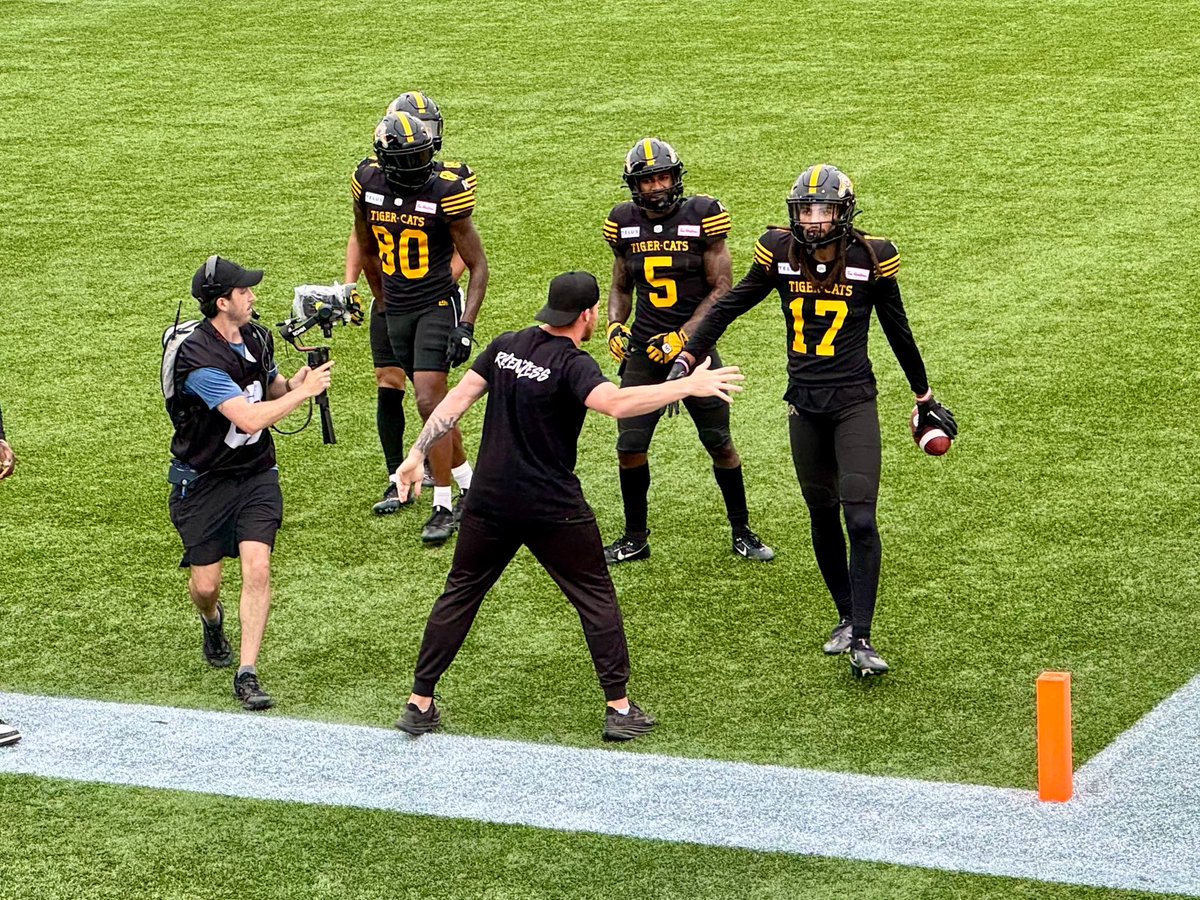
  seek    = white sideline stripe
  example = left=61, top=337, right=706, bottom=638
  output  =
left=1, top=687, right=1198, bottom=897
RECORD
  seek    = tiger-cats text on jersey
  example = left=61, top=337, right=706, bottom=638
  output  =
left=352, top=159, right=477, bottom=315
left=603, top=195, right=731, bottom=347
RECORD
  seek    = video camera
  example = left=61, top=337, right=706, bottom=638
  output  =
left=277, top=283, right=363, bottom=444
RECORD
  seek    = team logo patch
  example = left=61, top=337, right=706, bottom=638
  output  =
left=364, top=191, right=385, bottom=206
left=678, top=224, right=701, bottom=237
left=846, top=266, right=871, bottom=281
left=415, top=201, right=437, bottom=214
left=620, top=226, right=640, bottom=239
left=777, top=262, right=801, bottom=275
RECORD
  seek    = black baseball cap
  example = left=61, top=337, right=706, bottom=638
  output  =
left=534, top=271, right=600, bottom=326
left=191, top=255, right=264, bottom=300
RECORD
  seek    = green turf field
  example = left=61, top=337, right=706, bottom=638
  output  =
left=1, top=0, right=1197, bottom=895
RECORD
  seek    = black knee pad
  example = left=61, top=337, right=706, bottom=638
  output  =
left=801, top=482, right=840, bottom=509
left=697, top=427, right=732, bottom=451
left=616, top=428, right=654, bottom=454
left=840, top=472, right=878, bottom=506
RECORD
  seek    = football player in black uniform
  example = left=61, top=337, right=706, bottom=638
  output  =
left=352, top=109, right=489, bottom=544
left=678, top=165, right=957, bottom=677
left=346, top=92, right=479, bottom=520
left=168, top=256, right=334, bottom=709
left=602, top=138, right=772, bottom=564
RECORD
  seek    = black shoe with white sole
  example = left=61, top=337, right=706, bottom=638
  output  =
left=849, top=638, right=890, bottom=678
left=604, top=532, right=651, bottom=565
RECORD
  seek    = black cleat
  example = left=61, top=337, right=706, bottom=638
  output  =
left=452, top=489, right=468, bottom=526
left=849, top=638, right=890, bottom=678
left=823, top=618, right=853, bottom=655
left=422, top=505, right=457, bottom=544
left=395, top=700, right=441, bottom=735
left=0, top=720, right=21, bottom=747
left=732, top=527, right=775, bottom=561
left=604, top=532, right=651, bottom=565
left=201, top=601, right=232, bottom=668
left=602, top=702, right=657, bottom=741
left=233, top=671, right=275, bottom=710
left=372, top=482, right=412, bottom=516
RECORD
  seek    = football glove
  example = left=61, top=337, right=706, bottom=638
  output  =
left=446, top=322, right=475, bottom=367
left=646, top=328, right=688, bottom=365
left=606, top=321, right=631, bottom=363
left=347, top=287, right=365, bottom=326
left=664, top=357, right=690, bottom=418
left=916, top=393, right=958, bottom=439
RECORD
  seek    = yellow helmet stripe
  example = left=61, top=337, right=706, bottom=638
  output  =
left=413, top=92, right=427, bottom=113
left=395, top=113, right=415, bottom=142
left=808, top=164, right=824, bottom=194
left=643, top=138, right=656, bottom=167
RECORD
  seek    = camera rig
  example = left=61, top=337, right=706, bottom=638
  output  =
left=277, top=283, right=363, bottom=444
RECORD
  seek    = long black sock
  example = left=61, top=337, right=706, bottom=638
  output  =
left=619, top=463, right=650, bottom=539
left=809, top=505, right=852, bottom=621
left=377, top=387, right=407, bottom=475
left=712, top=464, right=749, bottom=530
left=843, top=503, right=882, bottom=640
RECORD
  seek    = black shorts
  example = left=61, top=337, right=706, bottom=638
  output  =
left=787, top=397, right=881, bottom=509
left=369, top=299, right=402, bottom=369
left=383, top=290, right=462, bottom=376
left=168, top=467, right=283, bottom=567
left=616, top=349, right=731, bottom=454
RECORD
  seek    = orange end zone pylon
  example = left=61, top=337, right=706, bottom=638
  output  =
left=1037, top=671, right=1073, bottom=802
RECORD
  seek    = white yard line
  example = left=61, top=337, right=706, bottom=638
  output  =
left=2, top=683, right=1198, bottom=896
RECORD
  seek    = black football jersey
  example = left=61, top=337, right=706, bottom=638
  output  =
left=168, top=320, right=277, bottom=476
left=603, top=195, right=731, bottom=345
left=688, top=229, right=929, bottom=412
left=351, top=158, right=476, bottom=314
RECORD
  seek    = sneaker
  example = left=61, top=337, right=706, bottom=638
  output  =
left=372, top=482, right=412, bottom=515
left=0, top=720, right=21, bottom=747
left=822, top=617, right=853, bottom=655
left=452, top=489, right=468, bottom=526
left=422, top=462, right=435, bottom=489
left=201, top=602, right=232, bottom=668
left=849, top=638, right=890, bottom=678
left=395, top=700, right=441, bottom=736
left=602, top=701, right=657, bottom=741
left=732, top=527, right=775, bottom=561
left=603, top=532, right=651, bottom=565
left=422, top=505, right=457, bottom=544
left=233, top=671, right=275, bottom=710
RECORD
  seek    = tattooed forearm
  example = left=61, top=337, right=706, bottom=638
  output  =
left=413, top=412, right=460, bottom=454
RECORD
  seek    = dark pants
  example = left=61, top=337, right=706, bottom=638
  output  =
left=788, top=398, right=883, bottom=639
left=412, top=511, right=632, bottom=701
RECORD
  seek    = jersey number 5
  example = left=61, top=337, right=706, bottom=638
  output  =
left=643, top=256, right=678, bottom=308
left=790, top=298, right=848, bottom=356
left=372, top=226, right=430, bottom=279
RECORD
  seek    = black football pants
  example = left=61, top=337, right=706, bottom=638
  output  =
left=412, top=512, right=632, bottom=701
left=788, top=398, right=883, bottom=640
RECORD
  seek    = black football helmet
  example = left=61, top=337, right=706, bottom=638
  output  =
left=387, top=91, right=443, bottom=152
left=373, top=111, right=437, bottom=193
left=623, top=137, right=686, bottom=213
left=787, top=164, right=858, bottom=251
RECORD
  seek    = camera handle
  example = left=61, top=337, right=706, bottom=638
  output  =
left=308, top=346, right=336, bottom=445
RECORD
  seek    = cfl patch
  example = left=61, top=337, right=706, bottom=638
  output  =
left=364, top=191, right=385, bottom=206
left=415, top=200, right=437, bottom=214
left=678, top=224, right=701, bottom=237
left=620, top=226, right=640, bottom=239
left=777, top=262, right=801, bottom=275
left=846, top=266, right=871, bottom=281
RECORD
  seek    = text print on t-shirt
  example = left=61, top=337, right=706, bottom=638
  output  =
left=494, top=351, right=552, bottom=382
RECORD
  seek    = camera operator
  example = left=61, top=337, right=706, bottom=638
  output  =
left=167, top=256, right=332, bottom=711
left=0, top=400, right=20, bottom=745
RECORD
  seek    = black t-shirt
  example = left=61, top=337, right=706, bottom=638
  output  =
left=465, top=327, right=609, bottom=521
left=168, top=320, right=277, bottom=476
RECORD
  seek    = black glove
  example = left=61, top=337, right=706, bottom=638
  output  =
left=664, top=357, right=690, bottom=418
left=446, top=322, right=475, bottom=367
left=917, top=394, right=958, bottom=438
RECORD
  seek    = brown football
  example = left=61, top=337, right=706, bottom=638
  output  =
left=911, top=406, right=952, bottom=456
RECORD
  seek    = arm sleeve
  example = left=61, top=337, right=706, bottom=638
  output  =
left=566, top=352, right=610, bottom=404
left=874, top=278, right=930, bottom=395
left=684, top=259, right=775, bottom=354
left=183, top=368, right=246, bottom=410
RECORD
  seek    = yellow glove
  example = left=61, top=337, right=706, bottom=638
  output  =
left=646, top=328, right=688, bottom=364
left=607, top=321, right=631, bottom=363
left=348, top=286, right=365, bottom=325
